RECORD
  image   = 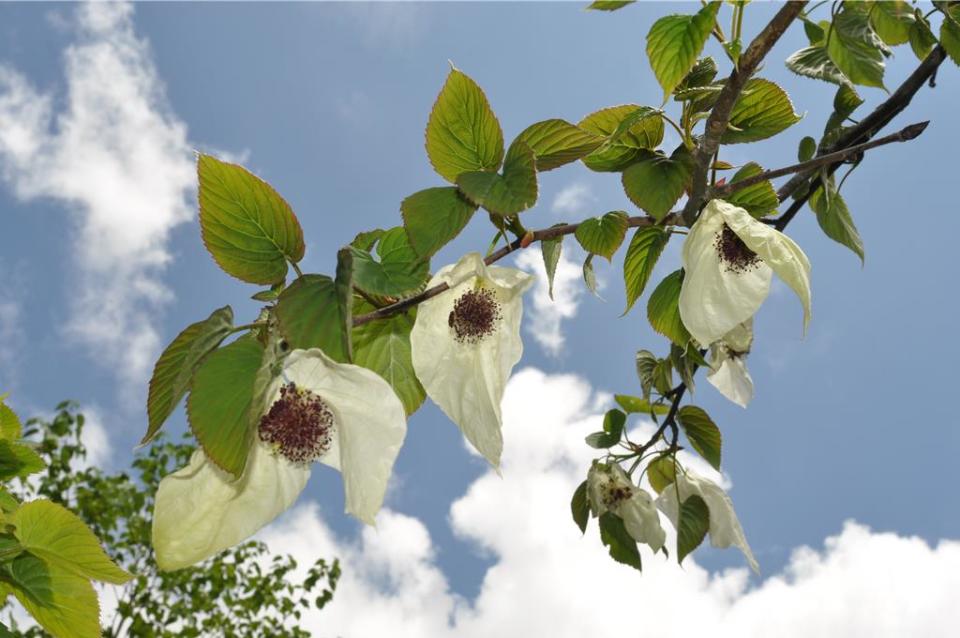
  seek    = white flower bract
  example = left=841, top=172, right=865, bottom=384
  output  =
left=655, top=468, right=759, bottom=573
left=679, top=199, right=811, bottom=347
left=152, top=348, right=407, bottom=571
left=410, top=252, right=533, bottom=469
left=587, top=463, right=665, bottom=552
left=706, top=319, right=754, bottom=408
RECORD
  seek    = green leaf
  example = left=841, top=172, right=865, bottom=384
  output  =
left=276, top=275, right=353, bottom=363
left=622, top=226, right=669, bottom=315
left=621, top=151, right=691, bottom=220
left=585, top=431, right=619, bottom=449
left=8, top=554, right=100, bottom=638
left=457, top=140, right=538, bottom=216
left=824, top=84, right=864, bottom=135
left=908, top=13, right=938, bottom=60
left=869, top=0, right=914, bottom=46
left=670, top=343, right=698, bottom=392
left=352, top=299, right=426, bottom=416
left=352, top=227, right=431, bottom=297
left=646, top=3, right=721, bottom=98
left=0, top=488, right=19, bottom=514
left=541, top=235, right=563, bottom=300
left=425, top=67, right=504, bottom=183
left=674, top=57, right=718, bottom=94
left=582, top=254, right=601, bottom=298
left=335, top=248, right=354, bottom=360
left=647, top=269, right=691, bottom=347
left=606, top=107, right=661, bottom=147
left=635, top=349, right=658, bottom=399
left=604, top=409, right=627, bottom=435
left=722, top=79, right=801, bottom=144
left=187, top=336, right=263, bottom=477
left=0, top=402, right=21, bottom=440
left=798, top=136, right=817, bottom=162
left=809, top=180, right=864, bottom=263
left=599, top=512, right=642, bottom=571
left=676, top=405, right=722, bottom=470
left=725, top=162, right=779, bottom=217
left=785, top=45, right=850, bottom=86
left=677, top=494, right=710, bottom=564
left=144, top=306, right=234, bottom=445
left=942, top=6, right=960, bottom=66
left=803, top=18, right=826, bottom=45
left=614, top=394, right=670, bottom=415
left=827, top=9, right=887, bottom=89
left=646, top=455, right=676, bottom=494
left=13, top=500, right=131, bottom=585
left=587, top=0, right=634, bottom=11
left=401, top=187, right=478, bottom=258
left=351, top=228, right=385, bottom=251
left=673, top=83, right=723, bottom=113
left=571, top=481, right=589, bottom=535
left=651, top=358, right=674, bottom=395
left=579, top=105, right=663, bottom=172
left=0, top=440, right=44, bottom=480
left=515, top=119, right=603, bottom=171
left=250, top=282, right=284, bottom=302
left=574, top=211, right=629, bottom=260
left=197, top=154, right=305, bottom=285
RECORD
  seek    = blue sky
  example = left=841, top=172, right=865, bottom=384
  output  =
left=1, top=2, right=959, bottom=635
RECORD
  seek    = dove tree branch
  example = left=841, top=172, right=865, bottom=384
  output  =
left=773, top=45, right=947, bottom=230
left=681, top=1, right=808, bottom=226
left=710, top=121, right=930, bottom=200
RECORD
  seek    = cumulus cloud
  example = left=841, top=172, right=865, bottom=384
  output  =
left=0, top=2, right=194, bottom=391
left=261, top=367, right=960, bottom=636
left=514, top=250, right=582, bottom=357
left=551, top=182, right=595, bottom=216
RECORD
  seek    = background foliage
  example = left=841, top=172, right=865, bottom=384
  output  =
left=1, top=404, right=339, bottom=637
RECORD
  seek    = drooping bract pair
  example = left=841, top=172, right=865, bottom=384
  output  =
left=680, top=199, right=811, bottom=407
left=153, top=253, right=533, bottom=570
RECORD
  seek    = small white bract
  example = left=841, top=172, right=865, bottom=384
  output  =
left=706, top=318, right=754, bottom=408
left=152, top=348, right=407, bottom=571
left=587, top=462, right=665, bottom=552
left=655, top=467, right=759, bottom=573
left=679, top=199, right=811, bottom=348
left=410, top=252, right=534, bottom=468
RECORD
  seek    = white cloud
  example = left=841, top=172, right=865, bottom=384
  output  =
left=0, top=2, right=194, bottom=392
left=515, top=250, right=582, bottom=357
left=551, top=182, right=595, bottom=216
left=78, top=405, right=113, bottom=469
left=262, top=367, right=960, bottom=637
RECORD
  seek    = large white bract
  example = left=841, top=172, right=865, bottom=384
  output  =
left=588, top=462, right=665, bottom=552
left=410, top=252, right=534, bottom=468
left=679, top=199, right=811, bottom=348
left=656, top=467, right=759, bottom=573
left=706, top=318, right=754, bottom=408
left=152, top=348, right=407, bottom=571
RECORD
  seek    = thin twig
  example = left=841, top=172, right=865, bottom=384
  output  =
left=774, top=45, right=947, bottom=230
left=353, top=214, right=681, bottom=326
left=681, top=1, right=808, bottom=225
left=711, top=121, right=929, bottom=199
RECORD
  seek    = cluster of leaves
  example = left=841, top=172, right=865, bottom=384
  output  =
left=558, top=0, right=960, bottom=571
left=0, top=397, right=130, bottom=638
left=2, top=403, right=339, bottom=637
left=140, top=0, right=960, bottom=577
left=785, top=0, right=960, bottom=263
